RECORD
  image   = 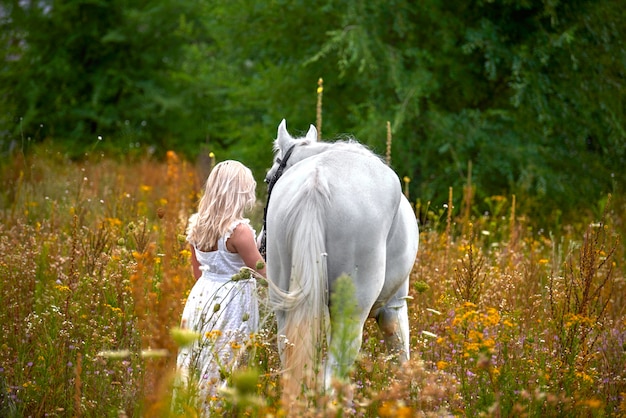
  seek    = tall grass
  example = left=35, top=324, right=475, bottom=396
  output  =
left=1, top=147, right=624, bottom=417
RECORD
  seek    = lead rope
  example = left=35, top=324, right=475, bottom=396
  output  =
left=259, top=145, right=296, bottom=259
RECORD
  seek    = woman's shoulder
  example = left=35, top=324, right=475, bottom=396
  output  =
left=225, top=218, right=260, bottom=254
left=225, top=218, right=255, bottom=241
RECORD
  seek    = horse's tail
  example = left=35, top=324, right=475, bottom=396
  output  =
left=275, top=167, right=330, bottom=402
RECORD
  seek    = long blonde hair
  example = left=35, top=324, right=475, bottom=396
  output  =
left=187, top=160, right=257, bottom=251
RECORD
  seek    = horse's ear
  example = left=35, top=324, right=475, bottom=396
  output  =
left=306, top=124, right=318, bottom=143
left=276, top=119, right=291, bottom=151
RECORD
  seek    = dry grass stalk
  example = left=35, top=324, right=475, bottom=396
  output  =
left=316, top=78, right=323, bottom=140
left=453, top=223, right=486, bottom=304
left=549, top=197, right=618, bottom=374
left=462, top=160, right=474, bottom=227
left=386, top=120, right=392, bottom=166
left=443, top=186, right=454, bottom=274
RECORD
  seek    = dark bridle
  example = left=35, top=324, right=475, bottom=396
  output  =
left=259, top=145, right=296, bottom=259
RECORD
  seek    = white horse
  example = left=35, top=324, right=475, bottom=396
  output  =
left=263, top=120, right=419, bottom=403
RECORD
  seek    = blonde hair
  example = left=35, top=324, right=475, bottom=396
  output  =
left=187, top=160, right=257, bottom=251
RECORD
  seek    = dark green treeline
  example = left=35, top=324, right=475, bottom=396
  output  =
left=1, top=0, right=624, bottom=224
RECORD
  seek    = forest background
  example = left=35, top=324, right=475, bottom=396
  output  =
left=1, top=0, right=624, bottom=227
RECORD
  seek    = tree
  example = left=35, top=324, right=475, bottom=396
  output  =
left=1, top=0, right=623, bottom=223
left=211, top=0, right=625, bottom=223
left=0, top=0, right=213, bottom=155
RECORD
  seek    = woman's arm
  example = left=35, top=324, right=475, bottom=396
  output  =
left=228, top=223, right=267, bottom=277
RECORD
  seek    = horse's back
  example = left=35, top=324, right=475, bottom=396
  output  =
left=270, top=148, right=400, bottom=240
left=267, top=148, right=412, bottom=311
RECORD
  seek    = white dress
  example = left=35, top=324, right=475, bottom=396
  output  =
left=176, top=218, right=259, bottom=408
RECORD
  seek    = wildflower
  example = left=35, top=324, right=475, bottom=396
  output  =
left=436, top=360, right=448, bottom=370
left=484, top=307, right=501, bottom=326
left=579, top=398, right=603, bottom=409
left=462, top=301, right=477, bottom=310
left=54, top=284, right=71, bottom=292
left=379, top=401, right=413, bottom=418
left=106, top=217, right=122, bottom=227
left=575, top=371, right=595, bottom=384
left=414, top=281, right=430, bottom=293
left=105, top=304, right=123, bottom=315
left=317, top=78, right=324, bottom=94
left=166, top=150, right=180, bottom=163
left=206, top=330, right=223, bottom=339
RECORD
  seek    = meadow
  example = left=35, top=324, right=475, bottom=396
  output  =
left=1, top=146, right=624, bottom=417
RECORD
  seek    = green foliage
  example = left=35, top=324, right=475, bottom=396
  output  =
left=0, top=0, right=214, bottom=155
left=1, top=0, right=624, bottom=224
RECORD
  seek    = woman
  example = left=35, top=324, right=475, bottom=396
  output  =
left=176, top=160, right=266, bottom=410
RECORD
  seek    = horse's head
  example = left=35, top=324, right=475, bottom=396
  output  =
left=265, top=119, right=317, bottom=186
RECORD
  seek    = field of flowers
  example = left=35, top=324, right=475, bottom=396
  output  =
left=1, top=146, right=624, bottom=417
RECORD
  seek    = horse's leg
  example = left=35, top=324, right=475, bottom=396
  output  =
left=375, top=282, right=410, bottom=363
left=378, top=197, right=417, bottom=363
